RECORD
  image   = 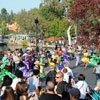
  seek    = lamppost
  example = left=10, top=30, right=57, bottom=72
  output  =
left=41, top=30, right=44, bottom=47
left=34, top=18, right=39, bottom=53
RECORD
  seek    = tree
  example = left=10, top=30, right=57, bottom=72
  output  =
left=69, top=0, right=100, bottom=47
left=0, top=8, right=15, bottom=24
left=15, top=9, right=49, bottom=35
left=9, top=10, right=15, bottom=24
left=1, top=8, right=7, bottom=15
left=0, top=8, right=9, bottom=23
left=1, top=21, right=8, bottom=37
left=40, top=0, right=67, bottom=20
left=48, top=18, right=68, bottom=37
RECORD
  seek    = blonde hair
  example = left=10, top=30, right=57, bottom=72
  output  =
left=16, top=82, right=28, bottom=95
left=97, top=80, right=100, bottom=89
left=94, top=80, right=100, bottom=92
left=34, top=90, right=39, bottom=100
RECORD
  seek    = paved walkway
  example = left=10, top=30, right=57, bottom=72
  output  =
left=69, top=59, right=96, bottom=88
left=44, top=58, right=96, bottom=88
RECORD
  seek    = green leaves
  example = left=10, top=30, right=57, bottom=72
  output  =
left=15, top=9, right=49, bottom=35
left=1, top=21, right=8, bottom=36
left=48, top=18, right=68, bottom=37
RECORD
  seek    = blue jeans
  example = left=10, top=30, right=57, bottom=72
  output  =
left=15, top=63, right=19, bottom=71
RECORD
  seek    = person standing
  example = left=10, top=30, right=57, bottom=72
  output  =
left=54, top=72, right=70, bottom=100
left=28, top=69, right=40, bottom=93
left=40, top=54, right=45, bottom=77
left=69, top=87, right=80, bottom=100
left=2, top=86, right=17, bottom=100
left=74, top=74, right=89, bottom=100
left=94, top=62, right=100, bottom=83
left=12, top=50, right=20, bottom=72
left=75, top=50, right=80, bottom=66
left=11, top=70, right=23, bottom=91
left=39, top=81, right=62, bottom=100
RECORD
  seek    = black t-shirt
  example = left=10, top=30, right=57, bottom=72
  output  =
left=39, top=93, right=62, bottom=100
left=56, top=81, right=70, bottom=100
left=46, top=71, right=57, bottom=85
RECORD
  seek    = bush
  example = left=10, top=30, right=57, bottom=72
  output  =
left=48, top=41, right=52, bottom=45
left=21, top=40, right=28, bottom=46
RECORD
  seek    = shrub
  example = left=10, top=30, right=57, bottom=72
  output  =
left=21, top=40, right=28, bottom=46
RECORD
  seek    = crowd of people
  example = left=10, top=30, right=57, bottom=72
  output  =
left=0, top=44, right=100, bottom=100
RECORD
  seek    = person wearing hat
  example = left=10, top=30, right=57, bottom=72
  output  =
left=34, top=61, right=40, bottom=70
left=69, top=87, right=80, bottom=100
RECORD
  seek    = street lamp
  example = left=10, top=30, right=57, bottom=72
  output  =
left=34, top=17, right=39, bottom=53
left=41, top=30, right=44, bottom=47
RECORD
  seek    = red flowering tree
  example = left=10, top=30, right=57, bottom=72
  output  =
left=69, top=0, right=100, bottom=48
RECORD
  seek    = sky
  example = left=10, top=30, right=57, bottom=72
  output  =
left=0, top=0, right=42, bottom=14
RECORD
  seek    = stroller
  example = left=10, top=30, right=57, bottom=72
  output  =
left=87, top=86, right=100, bottom=100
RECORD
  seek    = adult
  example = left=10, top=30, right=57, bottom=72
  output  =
left=55, top=72, right=70, bottom=100
left=40, top=54, right=45, bottom=77
left=0, top=75, right=12, bottom=96
left=16, top=81, right=34, bottom=100
left=58, top=48, right=63, bottom=56
left=94, top=62, right=100, bottom=82
left=46, top=64, right=57, bottom=85
left=11, top=70, right=23, bottom=91
left=64, top=64, right=73, bottom=78
left=74, top=74, right=89, bottom=100
left=94, top=79, right=100, bottom=93
left=19, top=48, right=23, bottom=57
left=1, top=86, right=16, bottom=100
left=69, top=87, right=80, bottom=100
left=62, top=68, right=69, bottom=83
left=75, top=49, right=80, bottom=66
left=39, top=81, right=62, bottom=100
left=28, top=69, right=40, bottom=93
left=12, top=49, right=20, bottom=71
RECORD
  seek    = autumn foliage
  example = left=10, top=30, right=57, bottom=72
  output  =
left=69, top=0, right=100, bottom=48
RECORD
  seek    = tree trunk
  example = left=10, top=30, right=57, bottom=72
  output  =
left=67, top=25, right=72, bottom=45
left=74, top=24, right=77, bottom=36
left=74, top=24, right=77, bottom=43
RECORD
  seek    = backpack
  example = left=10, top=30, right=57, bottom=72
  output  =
left=61, top=81, right=71, bottom=100
left=46, top=71, right=56, bottom=85
left=64, top=76, right=72, bottom=92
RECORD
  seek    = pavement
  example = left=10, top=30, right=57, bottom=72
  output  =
left=44, top=57, right=96, bottom=88
left=69, top=59, right=96, bottom=88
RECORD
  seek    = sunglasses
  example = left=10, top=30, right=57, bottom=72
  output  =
left=56, top=77, right=60, bottom=78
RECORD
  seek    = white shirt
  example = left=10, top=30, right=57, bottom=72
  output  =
left=11, top=78, right=21, bottom=90
left=65, top=67, right=73, bottom=77
left=78, top=46, right=82, bottom=51
left=63, top=73, right=69, bottom=83
left=74, top=81, right=89, bottom=99
left=0, top=86, right=6, bottom=96
left=12, top=54, right=20, bottom=64
left=62, top=47, right=66, bottom=52
left=96, top=65, right=100, bottom=74
left=51, top=51, right=55, bottom=58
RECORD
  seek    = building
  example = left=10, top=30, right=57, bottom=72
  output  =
left=59, top=0, right=66, bottom=3
left=8, top=34, right=36, bottom=44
